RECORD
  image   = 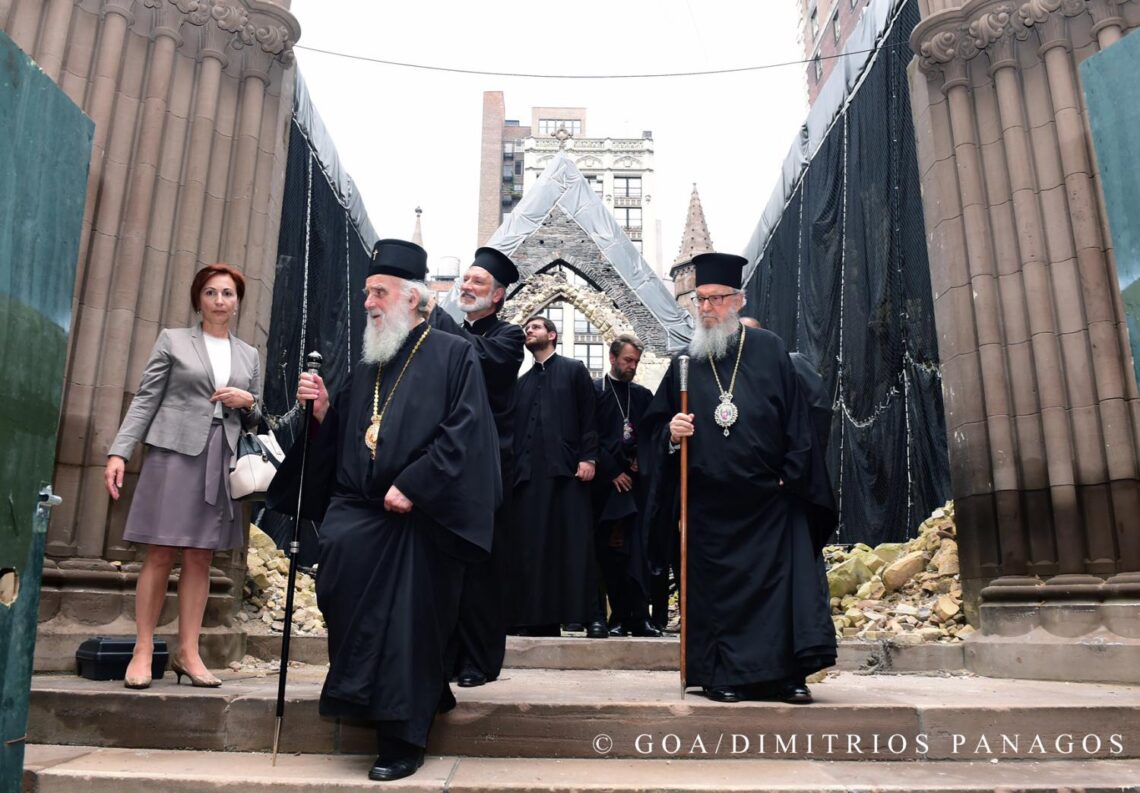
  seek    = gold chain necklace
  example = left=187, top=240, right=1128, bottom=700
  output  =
left=708, top=329, right=746, bottom=437
left=364, top=325, right=431, bottom=459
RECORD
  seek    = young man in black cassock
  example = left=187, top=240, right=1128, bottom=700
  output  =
left=507, top=315, right=602, bottom=637
left=427, top=246, right=525, bottom=687
left=268, top=239, right=500, bottom=781
left=592, top=334, right=662, bottom=637
left=641, top=252, right=837, bottom=705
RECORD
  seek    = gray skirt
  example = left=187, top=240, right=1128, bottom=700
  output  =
left=122, top=420, right=244, bottom=551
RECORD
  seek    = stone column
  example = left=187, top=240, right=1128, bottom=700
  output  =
left=911, top=0, right=1140, bottom=683
left=2, top=0, right=300, bottom=671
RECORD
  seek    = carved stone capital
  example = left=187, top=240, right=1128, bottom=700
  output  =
left=157, top=0, right=298, bottom=64
left=241, top=44, right=275, bottom=84
left=1087, top=0, right=1127, bottom=35
left=101, top=0, right=136, bottom=24
left=968, top=3, right=1016, bottom=50
left=144, top=0, right=184, bottom=44
left=1018, top=0, right=1083, bottom=53
left=199, top=11, right=232, bottom=65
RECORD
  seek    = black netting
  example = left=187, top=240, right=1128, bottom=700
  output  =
left=253, top=117, right=374, bottom=563
left=744, top=0, right=950, bottom=545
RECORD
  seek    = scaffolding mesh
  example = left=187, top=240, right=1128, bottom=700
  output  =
left=744, top=0, right=950, bottom=545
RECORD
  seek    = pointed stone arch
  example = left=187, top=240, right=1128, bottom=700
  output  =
left=505, top=273, right=634, bottom=341
left=505, top=206, right=672, bottom=352
left=504, top=271, right=670, bottom=388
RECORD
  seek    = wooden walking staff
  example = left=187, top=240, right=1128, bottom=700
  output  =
left=273, top=350, right=322, bottom=766
left=678, top=354, right=690, bottom=697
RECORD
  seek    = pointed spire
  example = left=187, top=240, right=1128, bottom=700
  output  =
left=412, top=206, right=424, bottom=247
left=673, top=183, right=714, bottom=266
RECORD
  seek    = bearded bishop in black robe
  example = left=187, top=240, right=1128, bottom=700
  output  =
left=427, top=246, right=525, bottom=685
left=641, top=252, right=836, bottom=704
left=268, top=240, right=500, bottom=778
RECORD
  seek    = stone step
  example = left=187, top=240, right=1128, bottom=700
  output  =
left=242, top=633, right=966, bottom=674
left=28, top=669, right=1139, bottom=762
left=23, top=745, right=1140, bottom=792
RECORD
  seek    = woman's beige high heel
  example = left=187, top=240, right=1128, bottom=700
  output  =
left=123, top=671, right=152, bottom=689
left=124, top=654, right=152, bottom=689
left=170, top=653, right=222, bottom=688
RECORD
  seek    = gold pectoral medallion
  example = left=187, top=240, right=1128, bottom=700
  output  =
left=364, top=415, right=381, bottom=459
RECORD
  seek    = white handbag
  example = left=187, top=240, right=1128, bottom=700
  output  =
left=229, top=430, right=285, bottom=501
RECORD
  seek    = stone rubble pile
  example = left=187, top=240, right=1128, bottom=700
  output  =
left=241, top=504, right=969, bottom=645
left=240, top=525, right=326, bottom=636
left=824, top=501, right=971, bottom=644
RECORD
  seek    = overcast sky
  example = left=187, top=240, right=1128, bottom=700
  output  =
left=288, top=0, right=809, bottom=275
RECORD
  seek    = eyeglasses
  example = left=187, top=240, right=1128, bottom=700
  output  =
left=688, top=291, right=740, bottom=307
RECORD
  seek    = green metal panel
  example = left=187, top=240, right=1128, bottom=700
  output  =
left=1082, top=29, right=1140, bottom=389
left=0, top=28, right=92, bottom=791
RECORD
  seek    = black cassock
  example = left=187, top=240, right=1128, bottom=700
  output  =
left=267, top=323, right=500, bottom=747
left=593, top=375, right=654, bottom=600
left=641, top=326, right=837, bottom=688
left=508, top=353, right=598, bottom=627
left=427, top=306, right=524, bottom=678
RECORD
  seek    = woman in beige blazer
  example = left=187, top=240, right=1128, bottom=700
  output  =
left=105, top=264, right=262, bottom=690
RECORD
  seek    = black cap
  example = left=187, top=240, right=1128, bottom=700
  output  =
left=692, top=252, right=747, bottom=289
left=370, top=239, right=428, bottom=281
left=471, top=246, right=520, bottom=286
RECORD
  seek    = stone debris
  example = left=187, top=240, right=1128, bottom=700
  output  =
left=824, top=501, right=968, bottom=644
left=241, top=526, right=326, bottom=636
left=242, top=503, right=969, bottom=646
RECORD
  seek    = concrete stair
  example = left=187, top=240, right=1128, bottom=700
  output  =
left=26, top=668, right=1140, bottom=760
left=23, top=638, right=1140, bottom=791
left=243, top=634, right=967, bottom=674
left=23, top=745, right=1140, bottom=792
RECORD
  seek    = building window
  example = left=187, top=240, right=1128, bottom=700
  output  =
left=813, top=56, right=823, bottom=82
left=540, top=305, right=564, bottom=337
left=833, top=15, right=841, bottom=45
left=575, top=316, right=601, bottom=335
left=810, top=8, right=819, bottom=40
left=615, top=207, right=642, bottom=229
left=613, top=175, right=642, bottom=198
left=502, top=163, right=514, bottom=179
left=631, top=239, right=643, bottom=253
left=574, top=343, right=605, bottom=373
left=538, top=118, right=582, bottom=137
left=585, top=174, right=604, bottom=197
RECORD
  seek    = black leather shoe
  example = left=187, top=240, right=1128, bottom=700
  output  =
left=586, top=620, right=609, bottom=638
left=779, top=682, right=813, bottom=704
left=607, top=621, right=628, bottom=637
left=368, top=746, right=424, bottom=781
left=703, top=686, right=741, bottom=703
left=457, top=669, right=488, bottom=688
left=629, top=619, right=663, bottom=638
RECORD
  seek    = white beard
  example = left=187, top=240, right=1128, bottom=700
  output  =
left=689, top=312, right=741, bottom=360
left=459, top=293, right=494, bottom=315
left=361, top=308, right=412, bottom=366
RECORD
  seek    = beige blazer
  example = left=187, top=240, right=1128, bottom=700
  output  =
left=108, top=325, right=262, bottom=463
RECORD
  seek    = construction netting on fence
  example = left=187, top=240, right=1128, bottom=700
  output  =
left=255, top=74, right=377, bottom=566
left=744, top=0, right=950, bottom=545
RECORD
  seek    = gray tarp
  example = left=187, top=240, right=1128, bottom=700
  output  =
left=292, top=71, right=379, bottom=250
left=742, top=0, right=897, bottom=285
left=475, top=152, right=695, bottom=351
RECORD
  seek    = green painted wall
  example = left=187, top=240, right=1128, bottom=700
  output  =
left=0, top=28, right=92, bottom=790
left=1082, top=29, right=1140, bottom=391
